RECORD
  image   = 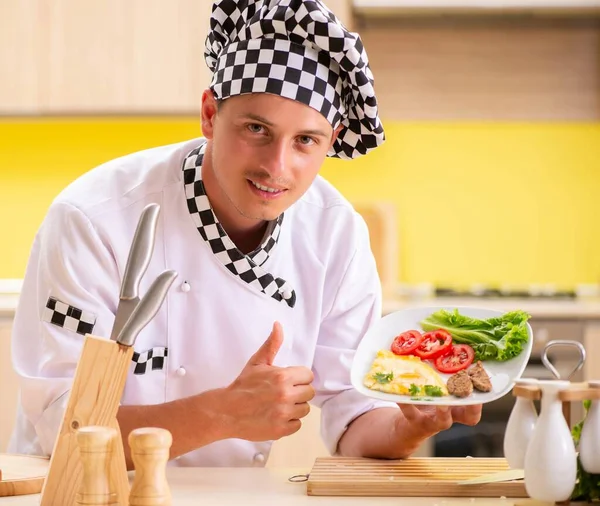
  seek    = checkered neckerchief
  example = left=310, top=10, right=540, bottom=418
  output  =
left=182, top=143, right=296, bottom=308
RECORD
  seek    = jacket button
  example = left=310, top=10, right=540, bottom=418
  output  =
left=176, top=367, right=186, bottom=377
left=181, top=281, right=191, bottom=292
left=253, top=452, right=265, bottom=465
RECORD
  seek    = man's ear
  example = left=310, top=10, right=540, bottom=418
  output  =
left=330, top=123, right=344, bottom=148
left=200, top=89, right=219, bottom=140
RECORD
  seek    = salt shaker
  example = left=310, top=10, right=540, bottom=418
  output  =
left=579, top=380, right=600, bottom=474
left=524, top=379, right=577, bottom=503
left=503, top=378, right=539, bottom=469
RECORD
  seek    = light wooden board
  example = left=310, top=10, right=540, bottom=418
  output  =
left=307, top=457, right=527, bottom=497
left=0, top=454, right=49, bottom=497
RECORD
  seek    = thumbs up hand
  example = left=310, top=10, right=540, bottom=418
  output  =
left=224, top=322, right=315, bottom=442
left=247, top=321, right=285, bottom=367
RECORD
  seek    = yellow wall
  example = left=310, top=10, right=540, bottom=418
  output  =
left=1, top=118, right=599, bottom=289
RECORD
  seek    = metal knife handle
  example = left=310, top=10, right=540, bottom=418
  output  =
left=117, top=270, right=178, bottom=347
left=120, top=204, right=160, bottom=300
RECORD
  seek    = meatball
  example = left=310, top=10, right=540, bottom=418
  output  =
left=447, top=370, right=473, bottom=398
left=469, top=361, right=492, bottom=392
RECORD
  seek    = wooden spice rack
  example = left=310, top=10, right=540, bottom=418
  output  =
left=512, top=381, right=600, bottom=428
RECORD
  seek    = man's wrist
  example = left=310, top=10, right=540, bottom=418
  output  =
left=192, top=387, right=236, bottom=441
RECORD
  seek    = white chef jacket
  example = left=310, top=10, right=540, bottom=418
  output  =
left=8, top=137, right=396, bottom=467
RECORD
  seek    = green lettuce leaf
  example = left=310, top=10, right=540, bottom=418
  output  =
left=419, top=309, right=531, bottom=362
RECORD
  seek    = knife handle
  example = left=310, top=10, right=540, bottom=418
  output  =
left=117, top=270, right=178, bottom=347
left=120, top=204, right=160, bottom=300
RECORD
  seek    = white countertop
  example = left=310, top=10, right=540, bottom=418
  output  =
left=0, top=466, right=533, bottom=505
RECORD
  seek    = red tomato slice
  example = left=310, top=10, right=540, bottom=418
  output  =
left=414, top=329, right=453, bottom=360
left=434, top=344, right=475, bottom=373
left=391, top=330, right=423, bottom=356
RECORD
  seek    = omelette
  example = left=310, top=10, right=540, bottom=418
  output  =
left=364, top=350, right=448, bottom=397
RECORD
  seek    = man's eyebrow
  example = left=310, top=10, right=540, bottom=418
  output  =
left=241, top=113, right=330, bottom=138
left=242, top=113, right=274, bottom=126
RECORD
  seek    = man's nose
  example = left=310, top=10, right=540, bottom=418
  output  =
left=259, top=138, right=289, bottom=179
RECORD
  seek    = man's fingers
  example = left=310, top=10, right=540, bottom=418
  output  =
left=434, top=406, right=453, bottom=431
left=398, top=404, right=453, bottom=431
left=283, top=366, right=314, bottom=386
left=290, top=384, right=316, bottom=404
left=282, top=419, right=302, bottom=438
left=451, top=404, right=483, bottom=426
left=397, top=403, right=424, bottom=422
left=290, top=402, right=311, bottom=420
left=248, top=321, right=284, bottom=366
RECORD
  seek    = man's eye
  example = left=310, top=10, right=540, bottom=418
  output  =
left=298, top=136, right=315, bottom=146
left=247, top=124, right=264, bottom=134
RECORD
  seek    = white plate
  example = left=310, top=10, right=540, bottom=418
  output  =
left=351, top=306, right=534, bottom=406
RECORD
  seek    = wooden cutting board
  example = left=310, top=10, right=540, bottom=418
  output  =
left=0, top=454, right=49, bottom=497
left=307, top=457, right=527, bottom=497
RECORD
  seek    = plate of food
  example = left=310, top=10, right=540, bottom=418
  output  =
left=351, top=306, right=534, bottom=405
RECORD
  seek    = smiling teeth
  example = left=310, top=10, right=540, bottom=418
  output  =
left=251, top=180, right=280, bottom=193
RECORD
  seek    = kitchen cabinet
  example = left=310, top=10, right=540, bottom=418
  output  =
left=3, top=0, right=597, bottom=119
left=0, top=0, right=39, bottom=113
left=0, top=0, right=353, bottom=115
left=353, top=0, right=600, bottom=17
left=37, top=0, right=215, bottom=114
left=2, top=0, right=214, bottom=114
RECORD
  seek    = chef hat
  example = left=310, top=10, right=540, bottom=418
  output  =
left=205, top=0, right=385, bottom=160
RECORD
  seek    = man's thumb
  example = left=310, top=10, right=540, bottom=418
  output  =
left=248, top=321, right=284, bottom=366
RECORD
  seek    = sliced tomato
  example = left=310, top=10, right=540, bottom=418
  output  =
left=391, top=330, right=423, bottom=356
left=414, top=329, right=453, bottom=360
left=434, top=344, right=475, bottom=373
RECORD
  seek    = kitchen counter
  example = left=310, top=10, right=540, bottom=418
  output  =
left=383, top=296, right=600, bottom=320
left=0, top=467, right=537, bottom=505
left=0, top=295, right=19, bottom=317
left=0, top=281, right=21, bottom=318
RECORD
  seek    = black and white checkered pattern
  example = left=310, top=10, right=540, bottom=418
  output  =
left=132, top=347, right=168, bottom=375
left=42, top=296, right=96, bottom=336
left=182, top=144, right=297, bottom=308
left=205, top=0, right=385, bottom=160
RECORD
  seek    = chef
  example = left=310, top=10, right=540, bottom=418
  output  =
left=9, top=0, right=481, bottom=468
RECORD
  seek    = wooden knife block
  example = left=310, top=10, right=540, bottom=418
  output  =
left=40, top=334, right=133, bottom=506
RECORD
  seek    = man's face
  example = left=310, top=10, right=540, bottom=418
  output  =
left=201, top=91, right=340, bottom=223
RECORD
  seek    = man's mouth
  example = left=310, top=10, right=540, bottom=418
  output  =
left=248, top=179, right=286, bottom=194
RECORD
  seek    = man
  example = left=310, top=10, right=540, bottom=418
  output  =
left=9, top=0, right=481, bottom=468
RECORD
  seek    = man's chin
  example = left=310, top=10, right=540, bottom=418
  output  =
left=240, top=204, right=285, bottom=222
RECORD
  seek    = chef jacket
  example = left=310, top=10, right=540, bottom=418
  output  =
left=8, top=137, right=396, bottom=467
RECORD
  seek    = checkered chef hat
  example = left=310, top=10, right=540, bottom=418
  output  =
left=205, top=0, right=385, bottom=159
